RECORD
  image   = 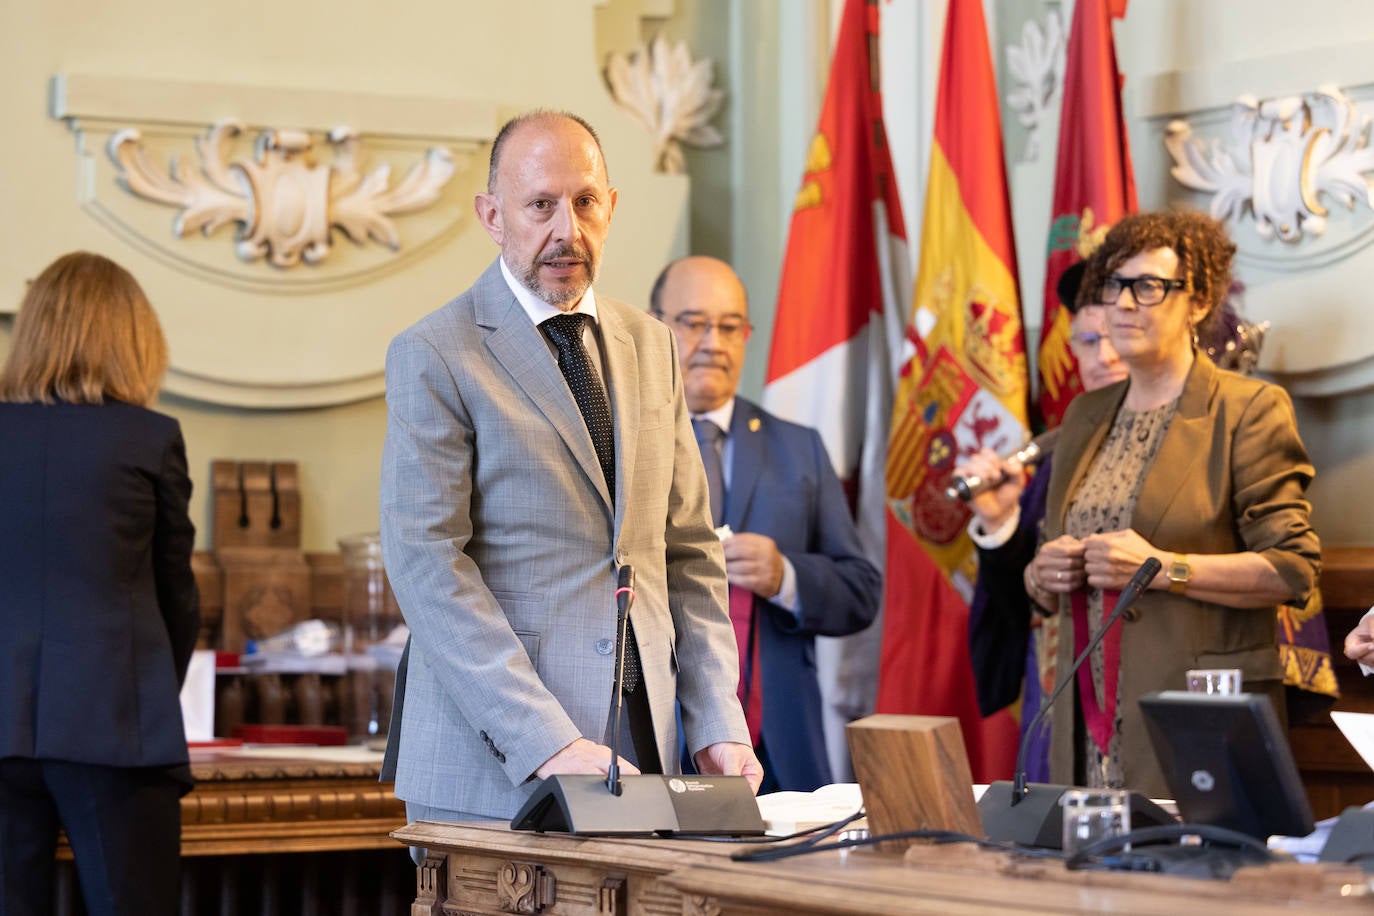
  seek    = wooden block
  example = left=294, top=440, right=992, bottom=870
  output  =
left=211, top=459, right=302, bottom=550
left=211, top=459, right=247, bottom=550
left=846, top=714, right=982, bottom=849
left=221, top=561, right=312, bottom=652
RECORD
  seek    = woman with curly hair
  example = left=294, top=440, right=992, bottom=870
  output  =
left=0, top=252, right=199, bottom=916
left=1024, top=211, right=1320, bottom=797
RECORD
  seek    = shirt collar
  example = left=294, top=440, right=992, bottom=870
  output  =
left=692, top=398, right=734, bottom=436
left=500, top=256, right=600, bottom=327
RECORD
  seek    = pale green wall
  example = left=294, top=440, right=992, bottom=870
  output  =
left=7, top=0, right=1374, bottom=552
left=658, top=0, right=817, bottom=401
left=0, top=0, right=691, bottom=551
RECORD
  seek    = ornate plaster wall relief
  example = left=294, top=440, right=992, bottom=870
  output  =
left=53, top=75, right=492, bottom=294
left=108, top=121, right=456, bottom=268
left=603, top=33, right=724, bottom=174
left=1130, top=37, right=1374, bottom=399
left=48, top=73, right=497, bottom=408
left=1004, top=8, right=1065, bottom=163
left=1166, top=86, right=1374, bottom=245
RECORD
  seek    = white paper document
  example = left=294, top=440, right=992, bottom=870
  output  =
left=1331, top=711, right=1374, bottom=772
left=179, top=649, right=217, bottom=742
left=755, top=783, right=865, bottom=835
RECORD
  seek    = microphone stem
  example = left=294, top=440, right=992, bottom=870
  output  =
left=607, top=604, right=628, bottom=795
left=607, top=568, right=635, bottom=796
left=1011, top=571, right=1153, bottom=803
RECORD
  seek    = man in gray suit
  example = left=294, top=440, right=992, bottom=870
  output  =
left=380, top=111, right=762, bottom=823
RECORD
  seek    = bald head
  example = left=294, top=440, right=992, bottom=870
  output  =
left=475, top=112, right=617, bottom=309
left=488, top=111, right=608, bottom=193
left=651, top=256, right=752, bottom=412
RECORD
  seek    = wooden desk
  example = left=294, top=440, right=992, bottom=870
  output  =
left=54, top=748, right=412, bottom=915
left=55, top=748, right=406, bottom=860
left=394, top=820, right=1373, bottom=915
left=178, top=748, right=406, bottom=856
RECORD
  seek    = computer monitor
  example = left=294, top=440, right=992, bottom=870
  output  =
left=1138, top=690, right=1314, bottom=840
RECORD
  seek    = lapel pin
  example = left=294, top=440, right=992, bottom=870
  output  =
left=749, top=417, right=761, bottom=432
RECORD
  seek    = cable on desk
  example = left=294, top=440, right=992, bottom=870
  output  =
left=674, top=808, right=867, bottom=844
left=729, top=828, right=1068, bottom=863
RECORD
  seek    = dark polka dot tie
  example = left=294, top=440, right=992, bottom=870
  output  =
left=541, top=313, right=615, bottom=501
left=540, top=312, right=639, bottom=693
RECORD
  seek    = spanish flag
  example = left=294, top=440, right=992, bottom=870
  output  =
left=1038, top=0, right=1137, bottom=428
left=763, top=0, right=910, bottom=778
left=876, top=0, right=1029, bottom=782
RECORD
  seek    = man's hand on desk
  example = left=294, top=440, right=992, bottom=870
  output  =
left=693, top=741, right=764, bottom=795
left=534, top=737, right=640, bottom=780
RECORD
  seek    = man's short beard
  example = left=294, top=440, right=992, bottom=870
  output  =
left=518, top=246, right=598, bottom=309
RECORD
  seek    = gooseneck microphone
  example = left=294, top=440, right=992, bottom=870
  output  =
left=508, top=566, right=766, bottom=837
left=947, top=428, right=1060, bottom=502
left=1010, top=556, right=1161, bottom=803
left=978, top=556, right=1173, bottom=847
left=606, top=565, right=636, bottom=795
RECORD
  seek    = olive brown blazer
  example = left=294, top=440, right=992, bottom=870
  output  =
left=1042, top=354, right=1320, bottom=798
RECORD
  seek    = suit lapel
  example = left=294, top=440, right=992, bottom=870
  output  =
left=474, top=260, right=613, bottom=512
left=1131, top=355, right=1214, bottom=542
left=600, top=302, right=638, bottom=535
left=726, top=399, right=764, bottom=530
left=1054, top=383, right=1124, bottom=535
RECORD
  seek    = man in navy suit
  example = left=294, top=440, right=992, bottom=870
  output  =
left=651, top=256, right=880, bottom=792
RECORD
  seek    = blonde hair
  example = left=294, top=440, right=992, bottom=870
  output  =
left=0, top=252, right=168, bottom=407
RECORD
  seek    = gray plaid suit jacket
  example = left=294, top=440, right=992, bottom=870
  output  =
left=380, top=258, right=749, bottom=818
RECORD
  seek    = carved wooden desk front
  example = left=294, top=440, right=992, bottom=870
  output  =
left=177, top=749, right=406, bottom=856
left=55, top=749, right=406, bottom=860
left=394, top=820, right=1374, bottom=915
left=51, top=749, right=412, bottom=914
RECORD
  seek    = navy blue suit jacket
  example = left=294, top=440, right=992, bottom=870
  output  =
left=725, top=398, right=880, bottom=791
left=0, top=401, right=199, bottom=769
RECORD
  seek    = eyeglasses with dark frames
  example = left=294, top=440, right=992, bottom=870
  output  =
left=1098, top=274, right=1188, bottom=308
left=654, top=310, right=753, bottom=343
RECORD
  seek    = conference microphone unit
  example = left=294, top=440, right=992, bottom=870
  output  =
left=511, top=565, right=765, bottom=837
left=978, top=557, right=1175, bottom=848
left=947, top=428, right=1060, bottom=502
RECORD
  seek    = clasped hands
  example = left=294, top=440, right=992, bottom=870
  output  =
left=1028, top=529, right=1165, bottom=599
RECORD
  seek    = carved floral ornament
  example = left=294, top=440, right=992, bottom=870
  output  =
left=107, top=120, right=456, bottom=267
left=603, top=33, right=724, bottom=174
left=1003, top=9, right=1065, bottom=163
left=1165, top=86, right=1374, bottom=243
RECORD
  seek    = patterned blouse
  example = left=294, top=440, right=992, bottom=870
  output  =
left=1063, top=398, right=1178, bottom=788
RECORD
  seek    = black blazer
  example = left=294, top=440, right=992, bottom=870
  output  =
left=0, top=400, right=199, bottom=768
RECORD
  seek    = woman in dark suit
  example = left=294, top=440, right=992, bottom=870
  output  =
left=0, top=252, right=199, bottom=916
left=1026, top=212, right=1320, bottom=799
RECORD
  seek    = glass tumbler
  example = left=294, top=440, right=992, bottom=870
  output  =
left=338, top=533, right=403, bottom=742
left=1061, top=788, right=1130, bottom=856
left=1185, top=668, right=1243, bottom=695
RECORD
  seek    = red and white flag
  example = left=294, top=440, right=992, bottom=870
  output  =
left=762, top=0, right=910, bottom=777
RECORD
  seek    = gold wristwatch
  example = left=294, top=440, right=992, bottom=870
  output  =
left=1167, top=554, right=1191, bottom=594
